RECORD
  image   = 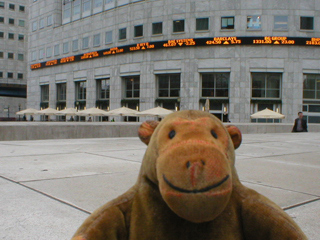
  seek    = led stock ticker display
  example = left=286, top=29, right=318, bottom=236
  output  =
left=31, top=36, right=320, bottom=70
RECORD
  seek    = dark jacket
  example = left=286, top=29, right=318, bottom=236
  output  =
left=292, top=118, right=308, bottom=132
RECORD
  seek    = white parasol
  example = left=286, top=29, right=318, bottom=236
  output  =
left=55, top=108, right=78, bottom=116
left=16, top=108, right=38, bottom=115
left=76, top=107, right=108, bottom=116
left=250, top=108, right=285, bottom=119
left=106, top=106, right=139, bottom=116
left=36, top=108, right=59, bottom=115
left=136, top=106, right=173, bottom=118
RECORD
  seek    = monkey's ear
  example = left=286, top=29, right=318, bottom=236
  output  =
left=138, top=120, right=159, bottom=145
left=226, top=125, right=242, bottom=149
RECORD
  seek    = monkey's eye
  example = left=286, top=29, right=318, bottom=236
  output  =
left=211, top=130, right=218, bottom=139
left=169, top=130, right=176, bottom=139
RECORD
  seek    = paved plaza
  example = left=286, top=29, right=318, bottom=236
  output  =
left=0, top=132, right=319, bottom=239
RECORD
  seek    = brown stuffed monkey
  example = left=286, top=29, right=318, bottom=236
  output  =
left=72, top=110, right=307, bottom=240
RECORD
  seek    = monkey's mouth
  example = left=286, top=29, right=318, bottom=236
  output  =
left=163, top=175, right=229, bottom=194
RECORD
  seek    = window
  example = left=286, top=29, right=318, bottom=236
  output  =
left=119, top=28, right=126, bottom=40
left=134, top=25, right=143, bottom=37
left=0, top=51, right=3, bottom=58
left=158, top=74, right=180, bottom=97
left=300, top=16, right=314, bottom=30
left=72, top=39, right=79, bottom=51
left=18, top=34, right=24, bottom=40
left=9, top=18, right=14, bottom=25
left=105, top=30, right=112, bottom=44
left=105, top=0, right=115, bottom=10
left=96, top=78, right=110, bottom=112
left=0, top=2, right=4, bottom=8
left=18, top=73, right=23, bottom=79
left=97, top=78, right=110, bottom=99
left=274, top=16, right=288, bottom=30
left=46, top=47, right=52, bottom=58
left=8, top=72, right=13, bottom=78
left=18, top=54, right=24, bottom=61
left=303, top=74, right=320, bottom=100
left=63, top=2, right=71, bottom=23
left=196, top=18, right=209, bottom=31
left=54, top=44, right=60, bottom=56
left=82, top=0, right=92, bottom=17
left=75, top=81, right=86, bottom=100
left=63, top=42, right=69, bottom=54
left=152, top=22, right=163, bottom=35
left=8, top=52, right=14, bottom=59
left=47, top=15, right=53, bottom=26
left=124, top=76, right=140, bottom=98
left=94, top=0, right=103, bottom=8
left=247, top=15, right=261, bottom=30
left=0, top=72, right=2, bottom=78
left=9, top=3, right=14, bottom=10
left=82, top=36, right=89, bottom=49
left=8, top=33, right=14, bottom=39
left=0, top=17, right=4, bottom=23
left=18, top=20, right=25, bottom=27
left=32, top=21, right=37, bottom=31
left=57, top=83, right=67, bottom=101
left=39, top=48, right=45, bottom=59
left=221, top=16, right=234, bottom=30
left=0, top=31, right=3, bottom=38
left=73, top=0, right=81, bottom=20
left=93, top=0, right=103, bottom=14
left=173, top=19, right=185, bottom=33
left=252, top=73, right=281, bottom=98
left=202, top=73, right=229, bottom=98
left=31, top=51, right=37, bottom=61
left=156, top=74, right=181, bottom=110
left=39, top=18, right=45, bottom=29
left=19, top=5, right=25, bottom=12
left=41, top=85, right=49, bottom=102
left=93, top=33, right=101, bottom=46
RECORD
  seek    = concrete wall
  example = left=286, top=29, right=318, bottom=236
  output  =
left=1, top=122, right=320, bottom=141
left=0, top=122, right=140, bottom=141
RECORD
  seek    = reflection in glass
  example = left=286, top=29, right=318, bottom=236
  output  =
left=247, top=15, right=261, bottom=30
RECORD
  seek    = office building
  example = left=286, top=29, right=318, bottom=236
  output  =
left=28, top=0, right=320, bottom=123
left=0, top=0, right=27, bottom=119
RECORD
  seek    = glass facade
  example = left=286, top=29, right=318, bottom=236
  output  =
left=40, top=85, right=49, bottom=103
left=97, top=78, right=110, bottom=99
left=247, top=15, right=261, bottom=30
left=303, top=74, right=320, bottom=123
left=119, top=28, right=126, bottom=40
left=75, top=81, right=86, bottom=101
left=252, top=73, right=281, bottom=99
left=57, top=83, right=67, bottom=102
left=202, top=73, right=229, bottom=98
left=124, top=76, right=140, bottom=98
left=196, top=18, right=209, bottom=31
left=221, top=16, right=234, bottom=30
left=158, top=74, right=180, bottom=98
left=173, top=20, right=184, bottom=33
left=274, top=16, right=288, bottom=30
left=157, top=74, right=181, bottom=110
left=56, top=83, right=67, bottom=111
left=134, top=25, right=143, bottom=37
left=300, top=17, right=314, bottom=30
left=152, top=22, right=162, bottom=35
